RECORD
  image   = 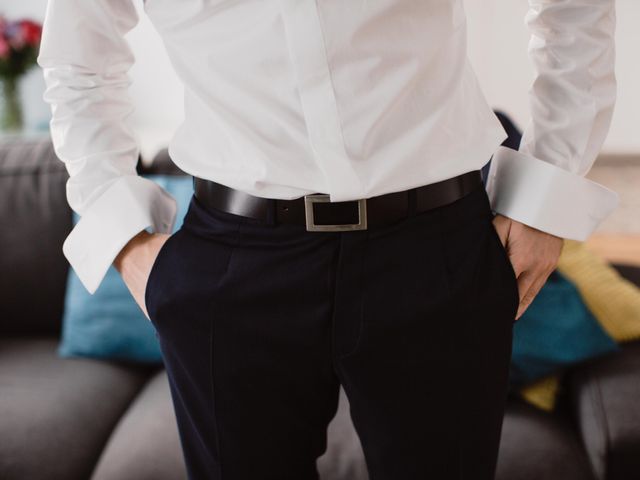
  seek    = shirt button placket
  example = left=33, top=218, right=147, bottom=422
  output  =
left=277, top=0, right=363, bottom=202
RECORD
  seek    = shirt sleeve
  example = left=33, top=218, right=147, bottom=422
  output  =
left=37, top=0, right=178, bottom=294
left=484, top=0, right=619, bottom=241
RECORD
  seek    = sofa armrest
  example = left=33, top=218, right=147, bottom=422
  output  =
left=566, top=339, right=640, bottom=480
left=610, top=264, right=640, bottom=288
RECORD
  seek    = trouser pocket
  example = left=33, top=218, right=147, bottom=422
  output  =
left=144, top=229, right=181, bottom=323
left=487, top=216, right=520, bottom=317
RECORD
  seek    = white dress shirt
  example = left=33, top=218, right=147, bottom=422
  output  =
left=37, top=0, right=619, bottom=295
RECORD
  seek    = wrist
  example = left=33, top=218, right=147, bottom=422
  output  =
left=113, top=229, right=151, bottom=272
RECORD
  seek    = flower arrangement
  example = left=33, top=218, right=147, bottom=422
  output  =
left=0, top=15, right=42, bottom=131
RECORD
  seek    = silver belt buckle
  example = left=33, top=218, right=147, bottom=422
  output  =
left=304, top=194, right=368, bottom=232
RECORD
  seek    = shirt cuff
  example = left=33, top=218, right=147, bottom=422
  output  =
left=62, top=175, right=178, bottom=295
left=485, top=146, right=619, bottom=241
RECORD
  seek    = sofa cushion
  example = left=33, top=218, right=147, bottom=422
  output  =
left=93, top=369, right=369, bottom=480
left=0, top=136, right=72, bottom=335
left=58, top=175, right=194, bottom=364
left=317, top=386, right=368, bottom=480
left=511, top=259, right=640, bottom=413
left=0, top=337, right=152, bottom=480
left=496, top=398, right=596, bottom=480
left=558, top=241, right=640, bottom=343
left=91, top=369, right=188, bottom=480
left=509, top=269, right=619, bottom=387
left=567, top=339, right=640, bottom=480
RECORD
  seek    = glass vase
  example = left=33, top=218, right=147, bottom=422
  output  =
left=0, top=76, right=23, bottom=132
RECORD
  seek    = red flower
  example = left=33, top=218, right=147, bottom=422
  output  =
left=5, top=22, right=24, bottom=50
left=0, top=38, right=8, bottom=60
left=20, top=20, right=42, bottom=46
left=0, top=16, right=41, bottom=76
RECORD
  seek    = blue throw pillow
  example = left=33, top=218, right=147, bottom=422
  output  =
left=58, top=175, right=194, bottom=364
left=509, top=270, right=620, bottom=386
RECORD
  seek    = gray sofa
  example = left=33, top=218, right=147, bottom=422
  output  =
left=2, top=135, right=640, bottom=480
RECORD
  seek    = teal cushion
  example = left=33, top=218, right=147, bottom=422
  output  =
left=509, top=270, right=620, bottom=386
left=58, top=175, right=194, bottom=364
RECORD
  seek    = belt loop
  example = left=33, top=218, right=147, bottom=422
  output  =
left=407, top=188, right=417, bottom=217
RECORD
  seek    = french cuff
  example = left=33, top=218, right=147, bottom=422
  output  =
left=62, top=175, right=178, bottom=295
left=485, top=146, right=619, bottom=241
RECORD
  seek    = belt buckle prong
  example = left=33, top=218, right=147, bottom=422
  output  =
left=303, top=194, right=368, bottom=232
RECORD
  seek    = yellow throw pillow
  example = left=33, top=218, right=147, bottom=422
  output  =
left=517, top=239, right=640, bottom=411
left=519, top=374, right=562, bottom=412
left=557, top=240, right=640, bottom=342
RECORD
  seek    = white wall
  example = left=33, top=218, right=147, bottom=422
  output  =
left=464, top=0, right=640, bottom=155
left=2, top=0, right=639, bottom=156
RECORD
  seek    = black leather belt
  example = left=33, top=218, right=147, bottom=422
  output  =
left=192, top=170, right=483, bottom=231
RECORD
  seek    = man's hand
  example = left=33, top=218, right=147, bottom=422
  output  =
left=113, top=230, right=172, bottom=320
left=492, top=214, right=564, bottom=320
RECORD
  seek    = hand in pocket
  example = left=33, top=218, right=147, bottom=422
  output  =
left=114, top=229, right=172, bottom=320
left=491, top=213, right=563, bottom=320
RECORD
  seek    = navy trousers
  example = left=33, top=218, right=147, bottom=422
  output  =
left=144, top=178, right=520, bottom=480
